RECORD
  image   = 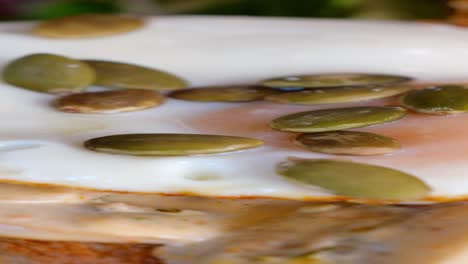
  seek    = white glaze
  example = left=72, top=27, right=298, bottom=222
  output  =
left=1, top=17, right=468, bottom=200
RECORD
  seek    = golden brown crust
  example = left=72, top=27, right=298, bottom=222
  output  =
left=0, top=238, right=162, bottom=264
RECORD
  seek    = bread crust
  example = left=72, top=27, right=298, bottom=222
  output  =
left=0, top=238, right=162, bottom=264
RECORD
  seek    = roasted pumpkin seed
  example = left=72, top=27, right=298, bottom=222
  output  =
left=266, top=85, right=413, bottom=105
left=32, top=14, right=144, bottom=38
left=269, top=106, right=406, bottom=133
left=84, top=60, right=187, bottom=91
left=277, top=159, right=430, bottom=200
left=3, top=53, right=95, bottom=93
left=295, top=131, right=400, bottom=155
left=169, top=85, right=278, bottom=102
left=54, top=89, right=164, bottom=114
left=261, top=73, right=411, bottom=89
left=401, top=85, right=468, bottom=114
left=84, top=134, right=264, bottom=156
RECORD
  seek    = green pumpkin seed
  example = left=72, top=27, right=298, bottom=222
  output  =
left=401, top=85, right=468, bottom=114
left=261, top=73, right=411, bottom=89
left=295, top=131, right=400, bottom=155
left=277, top=159, right=430, bottom=200
left=3, top=53, right=95, bottom=94
left=266, top=85, right=413, bottom=105
left=270, top=106, right=406, bottom=133
left=54, top=89, right=164, bottom=114
left=169, top=85, right=278, bottom=102
left=32, top=14, right=144, bottom=39
left=84, top=60, right=187, bottom=91
left=84, top=134, right=264, bottom=156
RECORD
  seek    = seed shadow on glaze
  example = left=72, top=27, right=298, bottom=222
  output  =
left=0, top=141, right=42, bottom=153
left=0, top=24, right=33, bottom=36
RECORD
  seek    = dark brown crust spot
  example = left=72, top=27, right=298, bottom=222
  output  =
left=0, top=238, right=162, bottom=264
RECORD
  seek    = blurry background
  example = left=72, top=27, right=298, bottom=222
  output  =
left=0, top=0, right=455, bottom=21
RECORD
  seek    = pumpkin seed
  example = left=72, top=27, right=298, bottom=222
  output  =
left=169, top=85, right=278, bottom=102
left=266, top=85, right=413, bottom=105
left=295, top=131, right=400, bottom=155
left=54, top=89, right=164, bottom=114
left=84, top=60, right=187, bottom=91
left=269, top=106, right=406, bottom=133
left=261, top=73, right=411, bottom=89
left=401, top=85, right=468, bottom=114
left=84, top=134, right=264, bottom=156
left=3, top=53, right=95, bottom=93
left=32, top=14, right=144, bottom=38
left=277, top=159, right=430, bottom=200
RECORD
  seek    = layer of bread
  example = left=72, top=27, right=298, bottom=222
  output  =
left=0, top=183, right=467, bottom=263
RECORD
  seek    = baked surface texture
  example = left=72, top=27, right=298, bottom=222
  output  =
left=0, top=238, right=161, bottom=264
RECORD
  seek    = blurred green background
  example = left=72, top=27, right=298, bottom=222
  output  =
left=0, top=0, right=452, bottom=21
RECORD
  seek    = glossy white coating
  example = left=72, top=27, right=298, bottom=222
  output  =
left=2, top=17, right=468, bottom=200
